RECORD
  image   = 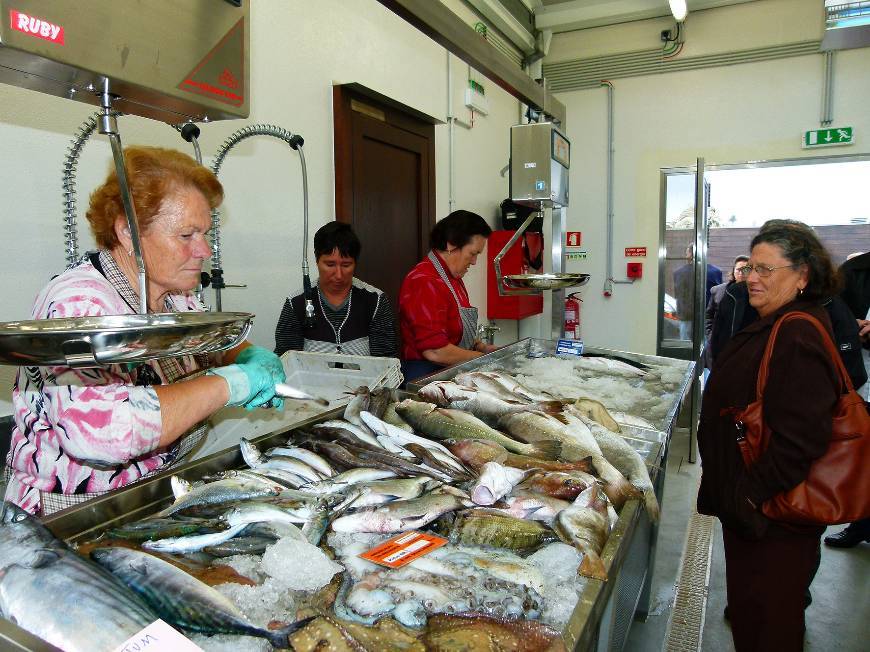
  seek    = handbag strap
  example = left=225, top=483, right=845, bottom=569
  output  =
left=755, top=311, right=853, bottom=400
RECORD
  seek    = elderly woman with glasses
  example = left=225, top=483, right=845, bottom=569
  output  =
left=696, top=220, right=844, bottom=652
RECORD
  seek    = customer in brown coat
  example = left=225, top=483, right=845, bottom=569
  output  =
left=697, top=220, right=841, bottom=652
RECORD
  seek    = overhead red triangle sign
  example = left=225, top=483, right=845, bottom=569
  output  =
left=179, top=17, right=245, bottom=107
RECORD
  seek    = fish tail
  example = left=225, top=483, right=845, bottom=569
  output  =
left=530, top=400, right=565, bottom=416
left=526, top=439, right=562, bottom=461
left=643, top=488, right=661, bottom=522
left=268, top=615, right=317, bottom=648
left=602, top=476, right=643, bottom=509
left=578, top=552, right=608, bottom=581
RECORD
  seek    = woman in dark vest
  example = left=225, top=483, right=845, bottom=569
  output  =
left=274, top=222, right=398, bottom=358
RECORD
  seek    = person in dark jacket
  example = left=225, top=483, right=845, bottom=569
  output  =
left=697, top=220, right=842, bottom=652
left=674, top=244, right=722, bottom=340
left=823, top=250, right=870, bottom=549
left=274, top=222, right=398, bottom=358
left=704, top=255, right=749, bottom=369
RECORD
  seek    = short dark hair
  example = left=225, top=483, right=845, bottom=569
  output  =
left=733, top=255, right=749, bottom=266
left=750, top=220, right=840, bottom=301
left=314, top=222, right=361, bottom=260
left=430, top=210, right=492, bottom=251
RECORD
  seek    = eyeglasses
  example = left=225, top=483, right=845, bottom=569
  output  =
left=736, top=264, right=795, bottom=278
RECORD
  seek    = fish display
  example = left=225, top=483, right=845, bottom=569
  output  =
left=573, top=355, right=648, bottom=377
left=0, top=352, right=675, bottom=651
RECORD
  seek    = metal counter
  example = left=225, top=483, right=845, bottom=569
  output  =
left=1, top=343, right=693, bottom=651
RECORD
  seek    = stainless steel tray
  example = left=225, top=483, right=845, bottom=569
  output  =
left=0, top=392, right=666, bottom=651
left=0, top=312, right=253, bottom=367
left=407, top=338, right=695, bottom=435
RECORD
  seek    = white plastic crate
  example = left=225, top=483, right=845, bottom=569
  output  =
left=190, top=351, right=401, bottom=461
left=280, top=350, right=403, bottom=402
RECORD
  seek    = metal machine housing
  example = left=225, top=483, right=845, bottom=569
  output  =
left=509, top=122, right=570, bottom=207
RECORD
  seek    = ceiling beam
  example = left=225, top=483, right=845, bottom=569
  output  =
left=466, top=0, right=537, bottom=53
left=535, top=0, right=759, bottom=33
left=376, top=0, right=566, bottom=124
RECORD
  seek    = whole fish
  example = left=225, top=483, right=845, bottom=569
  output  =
left=240, top=438, right=323, bottom=482
left=222, top=501, right=316, bottom=527
left=470, top=462, right=530, bottom=506
left=340, top=440, right=454, bottom=482
left=305, top=439, right=371, bottom=470
left=368, top=387, right=396, bottom=418
left=383, top=401, right=415, bottom=433
left=574, top=355, right=647, bottom=377
left=573, top=411, right=660, bottom=521
left=610, top=411, right=658, bottom=430
left=360, top=410, right=461, bottom=462
left=155, top=477, right=282, bottom=517
left=419, top=380, right=563, bottom=426
left=454, top=371, right=553, bottom=403
left=331, top=488, right=472, bottom=533
left=142, top=523, right=248, bottom=554
left=445, top=438, right=593, bottom=474
left=396, top=399, right=561, bottom=460
left=353, top=477, right=443, bottom=507
left=554, top=484, right=611, bottom=581
left=450, top=508, right=558, bottom=554
left=375, top=434, right=416, bottom=458
left=0, top=503, right=159, bottom=652
left=491, top=494, right=570, bottom=525
left=274, top=382, right=329, bottom=405
left=343, top=387, right=377, bottom=433
left=108, top=517, right=228, bottom=542
left=573, top=397, right=621, bottom=433
left=264, top=446, right=335, bottom=477
left=91, top=547, right=313, bottom=647
left=300, top=468, right=398, bottom=495
left=404, top=443, right=473, bottom=481
left=309, top=425, right=387, bottom=457
left=204, top=535, right=276, bottom=557
left=202, top=469, right=301, bottom=492
left=518, top=469, right=598, bottom=501
left=313, top=419, right=383, bottom=449
left=499, top=411, right=640, bottom=508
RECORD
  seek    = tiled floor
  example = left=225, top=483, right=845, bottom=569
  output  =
left=625, top=428, right=870, bottom=652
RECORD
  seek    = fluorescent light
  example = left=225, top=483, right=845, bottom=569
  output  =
left=669, top=0, right=688, bottom=22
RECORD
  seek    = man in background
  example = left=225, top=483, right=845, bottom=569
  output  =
left=674, top=244, right=722, bottom=340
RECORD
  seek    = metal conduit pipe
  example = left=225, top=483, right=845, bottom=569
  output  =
left=61, top=115, right=205, bottom=268
left=821, top=51, right=835, bottom=126
left=601, top=81, right=634, bottom=298
left=210, top=125, right=307, bottom=316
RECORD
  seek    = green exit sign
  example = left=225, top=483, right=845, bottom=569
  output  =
left=803, top=127, right=854, bottom=149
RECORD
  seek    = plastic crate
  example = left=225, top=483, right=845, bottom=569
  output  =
left=280, top=350, right=402, bottom=401
left=190, top=352, right=402, bottom=461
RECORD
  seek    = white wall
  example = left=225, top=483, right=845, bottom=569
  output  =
left=0, top=0, right=522, bottom=355
left=548, top=0, right=870, bottom=353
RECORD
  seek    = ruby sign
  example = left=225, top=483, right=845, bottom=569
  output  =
left=625, top=247, right=647, bottom=257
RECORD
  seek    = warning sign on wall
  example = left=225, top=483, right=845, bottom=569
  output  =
left=625, top=247, right=647, bottom=257
left=566, top=232, right=582, bottom=247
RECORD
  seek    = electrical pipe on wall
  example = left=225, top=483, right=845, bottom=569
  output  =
left=601, top=80, right=634, bottom=297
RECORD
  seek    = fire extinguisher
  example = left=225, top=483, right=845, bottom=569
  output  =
left=564, top=292, right=583, bottom=340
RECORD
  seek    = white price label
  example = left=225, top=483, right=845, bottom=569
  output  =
left=113, top=620, right=203, bottom=652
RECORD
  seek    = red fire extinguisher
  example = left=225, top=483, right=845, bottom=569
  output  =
left=564, top=292, right=583, bottom=340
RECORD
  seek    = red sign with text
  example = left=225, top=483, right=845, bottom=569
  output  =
left=10, top=10, right=64, bottom=44
left=625, top=247, right=647, bottom=257
left=566, top=232, right=582, bottom=247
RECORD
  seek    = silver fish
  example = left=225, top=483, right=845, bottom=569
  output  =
left=574, top=356, right=648, bottom=377
left=91, top=547, right=313, bottom=647
left=265, top=446, right=335, bottom=477
left=171, top=475, right=193, bottom=499
left=360, top=410, right=457, bottom=460
left=155, top=477, right=282, bottom=517
left=274, top=382, right=329, bottom=405
left=353, top=477, right=442, bottom=507
left=419, top=380, right=563, bottom=426
left=142, top=523, right=248, bottom=553
left=331, top=488, right=472, bottom=533
left=456, top=371, right=554, bottom=402
left=222, top=502, right=315, bottom=527
left=240, top=438, right=323, bottom=482
left=301, top=468, right=398, bottom=495
left=315, top=419, right=383, bottom=448
left=0, top=503, right=158, bottom=652
left=554, top=483, right=611, bottom=581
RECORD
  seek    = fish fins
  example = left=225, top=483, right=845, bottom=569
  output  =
left=527, top=439, right=562, bottom=461
left=602, top=477, right=643, bottom=510
left=578, top=552, right=608, bottom=581
left=530, top=400, right=565, bottom=416
left=643, top=488, right=661, bottom=523
left=267, top=615, right=318, bottom=649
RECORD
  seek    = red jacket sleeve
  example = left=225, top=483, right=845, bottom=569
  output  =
left=402, top=275, right=452, bottom=352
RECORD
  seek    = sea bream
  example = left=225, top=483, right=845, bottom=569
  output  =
left=395, top=399, right=561, bottom=460
left=554, top=484, right=612, bottom=581
left=91, top=547, right=313, bottom=648
left=0, top=502, right=159, bottom=652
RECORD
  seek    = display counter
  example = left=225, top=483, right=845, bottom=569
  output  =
left=0, top=340, right=694, bottom=652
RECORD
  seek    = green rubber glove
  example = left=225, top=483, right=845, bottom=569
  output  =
left=208, top=363, right=282, bottom=410
left=235, top=345, right=286, bottom=385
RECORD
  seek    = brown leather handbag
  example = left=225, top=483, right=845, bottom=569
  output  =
left=732, top=311, right=870, bottom=525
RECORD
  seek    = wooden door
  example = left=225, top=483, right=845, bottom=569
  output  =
left=334, top=85, right=436, bottom=310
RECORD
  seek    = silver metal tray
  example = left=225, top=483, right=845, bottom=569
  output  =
left=503, top=273, right=590, bottom=290
left=0, top=312, right=253, bottom=367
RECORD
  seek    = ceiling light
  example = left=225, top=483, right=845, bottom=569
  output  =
left=669, top=0, right=688, bottom=22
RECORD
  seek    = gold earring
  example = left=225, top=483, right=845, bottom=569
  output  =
left=127, top=249, right=133, bottom=256
left=798, top=287, right=804, bottom=296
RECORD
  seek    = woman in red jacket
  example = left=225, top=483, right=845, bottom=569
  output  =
left=697, top=220, right=842, bottom=651
left=398, top=210, right=495, bottom=380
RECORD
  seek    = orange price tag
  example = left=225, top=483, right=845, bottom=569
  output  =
left=359, top=531, right=448, bottom=569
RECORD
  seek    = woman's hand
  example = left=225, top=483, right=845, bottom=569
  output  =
left=234, top=345, right=286, bottom=385
left=208, top=361, right=283, bottom=411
